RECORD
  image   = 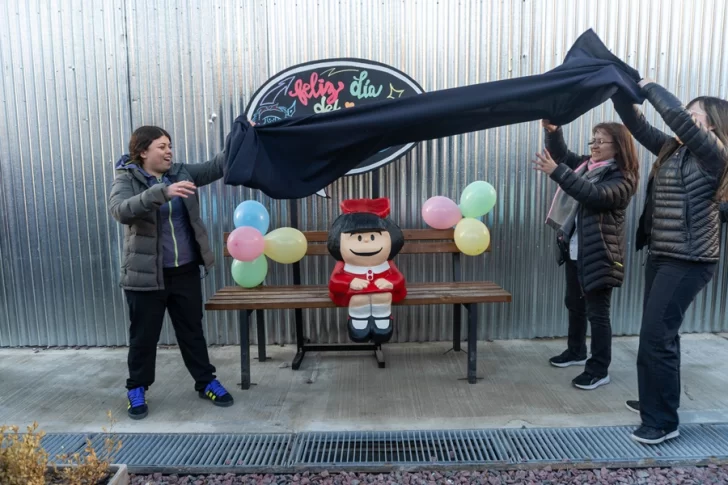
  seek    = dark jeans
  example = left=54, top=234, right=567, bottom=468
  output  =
left=564, top=259, right=613, bottom=378
left=637, top=254, right=716, bottom=430
left=124, top=263, right=216, bottom=392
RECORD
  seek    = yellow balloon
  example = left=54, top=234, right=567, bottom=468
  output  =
left=263, top=227, right=308, bottom=264
left=454, top=218, right=491, bottom=256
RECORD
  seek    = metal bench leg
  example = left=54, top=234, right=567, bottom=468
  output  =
left=239, top=309, right=251, bottom=390
left=449, top=252, right=464, bottom=354
left=467, top=303, right=478, bottom=384
left=453, top=303, right=462, bottom=352
left=374, top=343, right=385, bottom=368
left=255, top=309, right=267, bottom=362
left=292, top=308, right=305, bottom=370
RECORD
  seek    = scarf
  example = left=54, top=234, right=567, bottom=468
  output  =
left=546, top=159, right=615, bottom=238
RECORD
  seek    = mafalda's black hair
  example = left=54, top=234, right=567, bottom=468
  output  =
left=327, top=212, right=404, bottom=262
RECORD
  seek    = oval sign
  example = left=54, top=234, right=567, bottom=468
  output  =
left=245, top=58, right=425, bottom=177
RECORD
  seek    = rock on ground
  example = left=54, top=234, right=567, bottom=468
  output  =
left=130, top=465, right=728, bottom=485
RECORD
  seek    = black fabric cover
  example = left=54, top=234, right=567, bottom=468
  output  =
left=224, top=29, right=644, bottom=199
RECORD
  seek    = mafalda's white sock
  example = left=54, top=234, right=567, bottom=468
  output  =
left=371, top=304, right=391, bottom=318
left=348, top=305, right=371, bottom=329
left=371, top=304, right=391, bottom=329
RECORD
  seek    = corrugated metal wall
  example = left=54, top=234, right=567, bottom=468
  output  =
left=1, top=0, right=727, bottom=347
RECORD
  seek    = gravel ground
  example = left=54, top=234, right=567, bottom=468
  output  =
left=130, top=465, right=728, bottom=484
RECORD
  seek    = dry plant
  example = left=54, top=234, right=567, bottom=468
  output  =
left=1, top=411, right=122, bottom=485
left=0, top=421, right=49, bottom=485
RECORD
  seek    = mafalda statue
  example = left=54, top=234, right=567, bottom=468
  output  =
left=327, top=198, right=406, bottom=344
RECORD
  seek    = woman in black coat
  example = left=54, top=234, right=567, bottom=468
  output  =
left=613, top=80, right=728, bottom=445
left=532, top=121, right=639, bottom=391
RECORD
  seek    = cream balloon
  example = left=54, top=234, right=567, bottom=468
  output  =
left=454, top=218, right=491, bottom=256
left=263, top=227, right=308, bottom=264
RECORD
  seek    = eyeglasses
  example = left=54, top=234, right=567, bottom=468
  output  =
left=588, top=139, right=615, bottom=146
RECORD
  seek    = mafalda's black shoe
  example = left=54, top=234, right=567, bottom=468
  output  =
left=370, top=315, right=394, bottom=344
left=347, top=316, right=372, bottom=343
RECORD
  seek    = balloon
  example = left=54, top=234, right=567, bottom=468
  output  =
left=227, top=226, right=265, bottom=262
left=231, top=256, right=268, bottom=288
left=421, top=196, right=462, bottom=229
left=264, top=227, right=308, bottom=264
left=459, top=181, right=497, bottom=218
left=454, top=218, right=491, bottom=256
left=234, top=200, right=270, bottom=234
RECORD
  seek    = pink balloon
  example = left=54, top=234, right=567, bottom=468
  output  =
left=227, top=226, right=265, bottom=262
left=422, top=196, right=462, bottom=229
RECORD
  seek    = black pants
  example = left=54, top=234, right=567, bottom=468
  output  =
left=125, top=263, right=216, bottom=392
left=637, top=255, right=716, bottom=430
left=564, top=259, right=613, bottom=378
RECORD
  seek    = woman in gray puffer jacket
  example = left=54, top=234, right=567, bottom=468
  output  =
left=108, top=125, right=236, bottom=420
left=613, top=81, right=728, bottom=446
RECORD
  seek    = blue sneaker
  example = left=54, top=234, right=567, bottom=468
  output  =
left=127, top=387, right=148, bottom=420
left=199, top=379, right=234, bottom=407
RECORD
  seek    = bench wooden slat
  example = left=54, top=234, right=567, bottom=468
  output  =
left=223, top=241, right=463, bottom=257
left=223, top=229, right=478, bottom=257
left=205, top=282, right=512, bottom=310
left=211, top=281, right=506, bottom=292
left=222, top=228, right=488, bottom=256
left=221, top=227, right=484, bottom=257
left=223, top=229, right=457, bottom=243
left=209, top=286, right=505, bottom=300
left=298, top=229, right=458, bottom=242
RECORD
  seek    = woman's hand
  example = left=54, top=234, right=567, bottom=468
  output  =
left=638, top=78, right=654, bottom=88
left=166, top=181, right=197, bottom=198
left=532, top=149, right=558, bottom=175
left=541, top=119, right=559, bottom=133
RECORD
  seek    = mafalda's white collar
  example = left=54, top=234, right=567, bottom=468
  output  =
left=343, top=261, right=390, bottom=274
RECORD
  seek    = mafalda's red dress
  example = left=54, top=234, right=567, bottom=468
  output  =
left=328, top=260, right=407, bottom=307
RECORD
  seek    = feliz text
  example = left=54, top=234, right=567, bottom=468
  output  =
left=288, top=72, right=345, bottom=106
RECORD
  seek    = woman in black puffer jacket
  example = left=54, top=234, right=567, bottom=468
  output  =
left=533, top=120, right=639, bottom=391
left=612, top=81, right=728, bottom=446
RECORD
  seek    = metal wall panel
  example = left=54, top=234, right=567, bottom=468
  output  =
left=1, top=0, right=727, bottom=347
left=0, top=0, right=131, bottom=346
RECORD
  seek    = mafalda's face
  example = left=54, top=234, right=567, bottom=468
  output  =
left=340, top=230, right=392, bottom=267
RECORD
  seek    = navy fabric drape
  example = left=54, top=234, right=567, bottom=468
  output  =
left=224, top=29, right=643, bottom=199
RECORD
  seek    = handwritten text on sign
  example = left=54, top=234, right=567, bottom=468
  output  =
left=245, top=59, right=425, bottom=185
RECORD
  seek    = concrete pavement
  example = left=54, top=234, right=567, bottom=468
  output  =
left=2, top=334, right=728, bottom=434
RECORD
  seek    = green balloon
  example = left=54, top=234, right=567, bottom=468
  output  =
left=231, top=256, right=268, bottom=288
left=459, top=181, right=497, bottom=218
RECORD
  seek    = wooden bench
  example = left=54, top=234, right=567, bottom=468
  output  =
left=205, top=228, right=512, bottom=390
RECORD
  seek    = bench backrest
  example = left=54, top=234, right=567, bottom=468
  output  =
left=222, top=229, right=490, bottom=258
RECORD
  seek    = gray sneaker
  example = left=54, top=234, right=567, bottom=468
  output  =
left=549, top=350, right=587, bottom=368
left=572, top=372, right=610, bottom=390
left=625, top=400, right=640, bottom=414
left=631, top=425, right=679, bottom=445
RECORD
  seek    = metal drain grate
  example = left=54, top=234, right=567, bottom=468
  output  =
left=86, top=433, right=294, bottom=473
left=498, top=425, right=728, bottom=465
left=41, top=433, right=91, bottom=460
left=291, top=425, right=728, bottom=471
left=290, top=430, right=511, bottom=466
left=31, top=424, right=728, bottom=473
